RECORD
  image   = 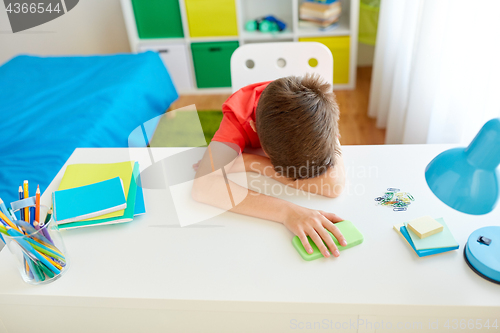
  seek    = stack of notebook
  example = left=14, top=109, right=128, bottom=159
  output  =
left=394, top=216, right=459, bottom=257
left=299, top=0, right=342, bottom=30
left=52, top=161, right=145, bottom=229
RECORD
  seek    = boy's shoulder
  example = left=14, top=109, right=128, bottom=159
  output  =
left=222, top=81, right=272, bottom=121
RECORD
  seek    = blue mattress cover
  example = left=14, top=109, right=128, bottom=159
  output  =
left=0, top=52, right=178, bottom=207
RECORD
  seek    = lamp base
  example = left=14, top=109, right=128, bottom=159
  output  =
left=463, top=226, right=500, bottom=284
left=463, top=247, right=500, bottom=285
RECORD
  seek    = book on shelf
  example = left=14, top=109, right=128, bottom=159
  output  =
left=300, top=2, right=341, bottom=18
left=300, top=7, right=341, bottom=20
left=305, top=0, right=339, bottom=4
left=299, top=20, right=339, bottom=31
left=303, top=0, right=340, bottom=11
left=299, top=0, right=342, bottom=28
left=299, top=16, right=339, bottom=28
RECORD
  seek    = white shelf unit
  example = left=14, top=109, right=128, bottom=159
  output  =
left=120, top=0, right=359, bottom=94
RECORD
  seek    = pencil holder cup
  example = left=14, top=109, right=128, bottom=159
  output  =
left=3, top=205, right=69, bottom=285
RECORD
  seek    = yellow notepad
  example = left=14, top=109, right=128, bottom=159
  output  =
left=57, top=161, right=134, bottom=221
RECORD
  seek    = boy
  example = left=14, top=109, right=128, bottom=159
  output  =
left=192, top=74, right=347, bottom=258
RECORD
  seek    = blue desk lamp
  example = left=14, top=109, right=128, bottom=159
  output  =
left=425, top=118, right=500, bottom=284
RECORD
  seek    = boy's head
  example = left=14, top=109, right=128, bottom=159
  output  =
left=256, top=74, right=340, bottom=180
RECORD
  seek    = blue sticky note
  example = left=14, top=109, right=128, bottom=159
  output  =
left=405, top=218, right=459, bottom=250
left=400, top=226, right=459, bottom=257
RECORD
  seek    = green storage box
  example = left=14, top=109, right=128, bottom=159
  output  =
left=132, top=0, right=184, bottom=39
left=359, top=0, right=380, bottom=46
left=191, top=41, right=239, bottom=88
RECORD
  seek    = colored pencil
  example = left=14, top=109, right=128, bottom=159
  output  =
left=18, top=220, right=53, bottom=246
left=29, top=207, right=35, bottom=224
left=35, top=185, right=40, bottom=223
left=24, top=237, right=64, bottom=261
left=6, top=228, right=60, bottom=274
left=19, top=186, right=24, bottom=221
left=44, top=209, right=52, bottom=225
left=41, top=209, right=53, bottom=243
left=39, top=252, right=63, bottom=271
left=0, top=199, right=6, bottom=243
left=0, top=198, right=8, bottom=216
left=23, top=180, right=29, bottom=222
left=8, top=208, right=17, bottom=221
left=37, top=261, right=55, bottom=279
left=31, top=260, right=45, bottom=281
left=0, top=210, right=21, bottom=232
left=24, top=255, right=35, bottom=281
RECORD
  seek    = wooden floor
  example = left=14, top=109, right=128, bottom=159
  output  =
left=169, top=66, right=385, bottom=145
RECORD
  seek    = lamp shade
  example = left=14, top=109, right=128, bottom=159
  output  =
left=425, top=118, right=500, bottom=215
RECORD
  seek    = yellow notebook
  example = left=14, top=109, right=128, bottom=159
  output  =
left=57, top=161, right=134, bottom=221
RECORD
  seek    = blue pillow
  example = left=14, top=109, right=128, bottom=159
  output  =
left=0, top=52, right=178, bottom=207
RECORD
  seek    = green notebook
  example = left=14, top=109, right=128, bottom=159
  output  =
left=404, top=218, right=458, bottom=250
left=292, top=220, right=364, bottom=261
left=58, top=162, right=140, bottom=230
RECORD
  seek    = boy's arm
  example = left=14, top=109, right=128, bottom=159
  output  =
left=234, top=153, right=346, bottom=198
left=191, top=142, right=347, bottom=258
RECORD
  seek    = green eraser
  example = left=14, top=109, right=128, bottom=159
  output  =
left=292, top=220, right=364, bottom=261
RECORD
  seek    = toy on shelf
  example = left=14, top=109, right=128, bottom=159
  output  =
left=245, top=15, right=287, bottom=33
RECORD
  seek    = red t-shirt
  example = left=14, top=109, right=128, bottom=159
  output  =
left=212, top=81, right=271, bottom=153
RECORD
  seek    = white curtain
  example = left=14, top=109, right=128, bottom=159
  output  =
left=369, top=0, right=500, bottom=144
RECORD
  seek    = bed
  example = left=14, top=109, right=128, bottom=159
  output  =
left=0, top=52, right=178, bottom=207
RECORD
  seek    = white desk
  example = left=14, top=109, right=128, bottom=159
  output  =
left=0, top=145, right=499, bottom=333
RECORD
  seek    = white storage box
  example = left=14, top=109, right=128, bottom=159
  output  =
left=139, top=43, right=193, bottom=92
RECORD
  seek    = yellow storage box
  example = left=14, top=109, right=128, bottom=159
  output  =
left=299, top=36, right=350, bottom=84
left=185, top=0, right=238, bottom=37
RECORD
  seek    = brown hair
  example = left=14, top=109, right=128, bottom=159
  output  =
left=256, top=74, right=340, bottom=180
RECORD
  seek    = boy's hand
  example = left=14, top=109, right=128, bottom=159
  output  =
left=283, top=206, right=347, bottom=258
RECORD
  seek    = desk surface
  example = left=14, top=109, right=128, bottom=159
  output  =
left=1, top=145, right=499, bottom=310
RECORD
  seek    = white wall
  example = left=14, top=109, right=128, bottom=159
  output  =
left=0, top=0, right=130, bottom=65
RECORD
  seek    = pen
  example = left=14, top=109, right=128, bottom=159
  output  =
left=6, top=228, right=60, bottom=274
left=39, top=252, right=63, bottom=271
left=30, top=259, right=45, bottom=282
left=41, top=209, right=54, bottom=243
left=37, top=261, right=55, bottom=279
left=35, top=185, right=40, bottom=223
left=23, top=254, right=36, bottom=281
left=23, top=180, right=29, bottom=222
left=19, top=186, right=24, bottom=221
left=25, top=237, right=65, bottom=261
